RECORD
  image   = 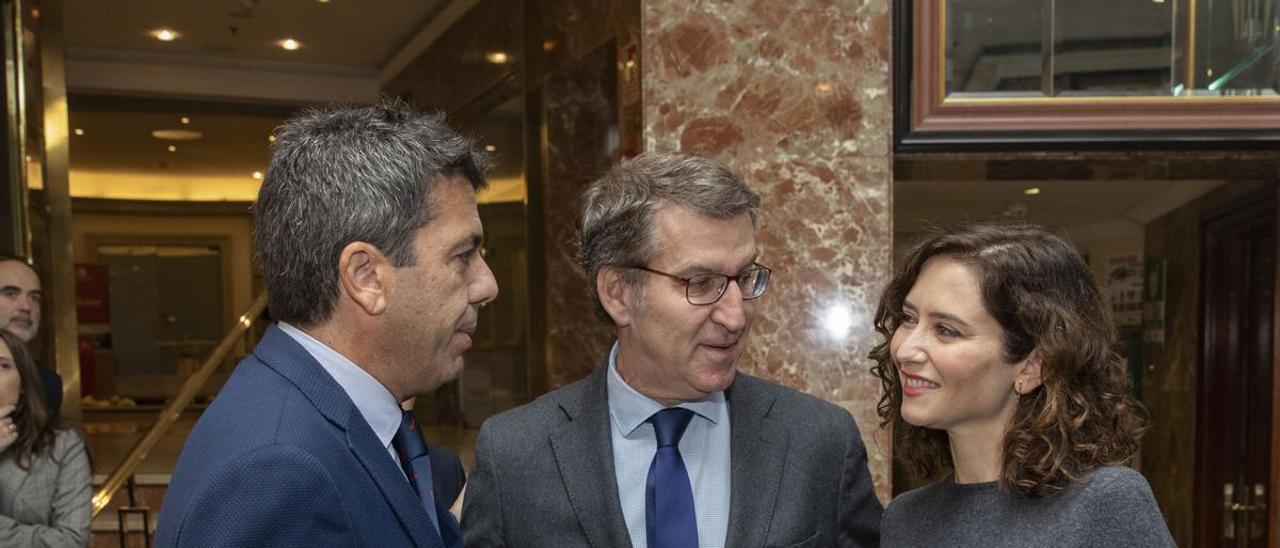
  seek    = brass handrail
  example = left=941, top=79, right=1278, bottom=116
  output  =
left=91, top=292, right=269, bottom=518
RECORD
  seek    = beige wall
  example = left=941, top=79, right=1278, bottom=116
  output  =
left=71, top=209, right=255, bottom=329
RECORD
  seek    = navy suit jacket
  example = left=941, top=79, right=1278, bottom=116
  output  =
left=156, top=325, right=451, bottom=548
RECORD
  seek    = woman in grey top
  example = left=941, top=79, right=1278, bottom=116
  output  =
left=869, top=224, right=1174, bottom=547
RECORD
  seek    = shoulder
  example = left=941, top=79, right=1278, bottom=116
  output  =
left=1073, top=466, right=1156, bottom=502
left=882, top=479, right=955, bottom=533
left=478, top=371, right=599, bottom=438
left=1060, top=466, right=1173, bottom=545
left=734, top=372, right=858, bottom=430
left=52, top=428, right=87, bottom=456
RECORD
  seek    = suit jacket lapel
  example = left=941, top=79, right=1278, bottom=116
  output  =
left=549, top=366, right=633, bottom=548
left=724, top=374, right=789, bottom=547
left=254, top=325, right=443, bottom=548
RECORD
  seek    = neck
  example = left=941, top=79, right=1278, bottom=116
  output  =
left=946, top=426, right=1005, bottom=484
left=614, top=342, right=682, bottom=408
left=295, top=321, right=404, bottom=401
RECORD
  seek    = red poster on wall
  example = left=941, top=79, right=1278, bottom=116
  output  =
left=75, top=263, right=110, bottom=325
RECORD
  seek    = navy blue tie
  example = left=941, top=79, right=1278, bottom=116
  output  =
left=392, top=410, right=458, bottom=547
left=646, top=407, right=698, bottom=548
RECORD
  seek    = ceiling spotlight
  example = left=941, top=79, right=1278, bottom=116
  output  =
left=268, top=135, right=276, bottom=143
left=1024, top=187, right=1041, bottom=196
left=252, top=171, right=263, bottom=180
left=167, top=145, right=177, bottom=152
left=279, top=38, right=301, bottom=51
left=485, top=52, right=509, bottom=64
left=180, top=116, right=190, bottom=125
left=73, top=128, right=84, bottom=136
left=151, top=29, right=178, bottom=42
left=484, top=144, right=497, bottom=152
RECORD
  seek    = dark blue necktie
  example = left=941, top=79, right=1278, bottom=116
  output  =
left=646, top=407, right=699, bottom=548
left=392, top=410, right=460, bottom=547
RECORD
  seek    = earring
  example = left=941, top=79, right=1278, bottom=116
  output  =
left=1015, top=379, right=1024, bottom=395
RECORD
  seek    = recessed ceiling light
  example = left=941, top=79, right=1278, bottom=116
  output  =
left=180, top=116, right=190, bottom=125
left=167, top=145, right=177, bottom=152
left=484, top=144, right=497, bottom=152
left=485, top=52, right=509, bottom=64
left=1024, top=187, right=1041, bottom=196
left=73, top=128, right=84, bottom=136
left=151, top=129, right=203, bottom=141
left=252, top=171, right=263, bottom=180
left=268, top=135, right=276, bottom=143
left=279, top=38, right=301, bottom=51
left=151, top=29, right=178, bottom=42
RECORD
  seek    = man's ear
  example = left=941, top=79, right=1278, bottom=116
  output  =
left=1016, top=352, right=1044, bottom=394
left=338, top=242, right=391, bottom=317
left=597, top=267, right=635, bottom=327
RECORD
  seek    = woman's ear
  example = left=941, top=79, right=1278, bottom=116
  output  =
left=1015, top=353, right=1044, bottom=394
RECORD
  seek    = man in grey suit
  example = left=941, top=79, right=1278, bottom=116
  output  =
left=463, top=152, right=882, bottom=547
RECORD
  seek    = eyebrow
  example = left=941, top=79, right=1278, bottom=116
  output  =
left=679, top=254, right=760, bottom=277
left=901, top=301, right=972, bottom=328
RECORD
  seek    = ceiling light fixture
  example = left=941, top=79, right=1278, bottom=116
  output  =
left=73, top=128, right=84, bottom=136
left=151, top=129, right=204, bottom=141
left=485, top=52, right=509, bottom=64
left=816, top=82, right=834, bottom=94
left=252, top=171, right=263, bottom=180
left=279, top=38, right=301, bottom=51
left=151, top=29, right=178, bottom=42
left=268, top=135, right=276, bottom=143
left=180, top=117, right=190, bottom=125
left=167, top=145, right=177, bottom=152
left=484, top=144, right=497, bottom=152
left=1024, top=187, right=1041, bottom=196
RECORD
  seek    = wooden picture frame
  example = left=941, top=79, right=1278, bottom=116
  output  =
left=894, top=1, right=1280, bottom=151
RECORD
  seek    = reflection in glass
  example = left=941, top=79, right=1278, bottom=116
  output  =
left=946, top=0, right=1046, bottom=97
left=944, top=0, right=1279, bottom=99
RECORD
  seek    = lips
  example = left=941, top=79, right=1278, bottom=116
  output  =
left=901, top=372, right=940, bottom=397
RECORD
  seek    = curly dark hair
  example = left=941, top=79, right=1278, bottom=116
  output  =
left=869, top=223, right=1147, bottom=497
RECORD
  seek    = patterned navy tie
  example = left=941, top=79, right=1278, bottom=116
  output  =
left=646, top=407, right=699, bottom=548
left=391, top=410, right=447, bottom=544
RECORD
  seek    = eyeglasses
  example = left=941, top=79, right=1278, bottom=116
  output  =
left=627, top=263, right=772, bottom=305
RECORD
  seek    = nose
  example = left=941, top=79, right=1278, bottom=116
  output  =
left=471, top=254, right=499, bottom=306
left=892, top=324, right=926, bottom=367
left=710, top=279, right=748, bottom=333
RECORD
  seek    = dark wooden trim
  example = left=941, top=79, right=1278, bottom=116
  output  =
left=1273, top=189, right=1280, bottom=548
left=896, top=0, right=1280, bottom=152
left=71, top=198, right=253, bottom=217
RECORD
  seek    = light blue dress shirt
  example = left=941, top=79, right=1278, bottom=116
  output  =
left=278, top=322, right=404, bottom=470
left=606, top=342, right=731, bottom=548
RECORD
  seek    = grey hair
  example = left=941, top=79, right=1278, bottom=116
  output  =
left=254, top=99, right=489, bottom=326
left=576, top=152, right=761, bottom=323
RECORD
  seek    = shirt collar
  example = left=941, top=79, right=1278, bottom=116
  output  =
left=606, top=341, right=725, bottom=437
left=278, top=322, right=402, bottom=449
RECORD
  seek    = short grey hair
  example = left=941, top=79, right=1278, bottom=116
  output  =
left=254, top=99, right=489, bottom=326
left=576, top=152, right=760, bottom=323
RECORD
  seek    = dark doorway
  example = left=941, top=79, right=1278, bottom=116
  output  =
left=1197, top=192, right=1275, bottom=547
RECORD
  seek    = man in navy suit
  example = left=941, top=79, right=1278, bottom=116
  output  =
left=156, top=100, right=498, bottom=548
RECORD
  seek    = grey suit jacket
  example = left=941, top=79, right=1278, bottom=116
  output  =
left=0, top=429, right=92, bottom=547
left=462, top=365, right=882, bottom=547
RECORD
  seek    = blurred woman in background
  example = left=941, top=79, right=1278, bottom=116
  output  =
left=871, top=223, right=1173, bottom=547
left=0, top=328, right=90, bottom=547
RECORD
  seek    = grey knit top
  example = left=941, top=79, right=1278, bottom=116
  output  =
left=881, top=466, right=1175, bottom=548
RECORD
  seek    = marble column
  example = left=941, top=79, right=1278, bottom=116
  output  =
left=642, top=0, right=893, bottom=501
